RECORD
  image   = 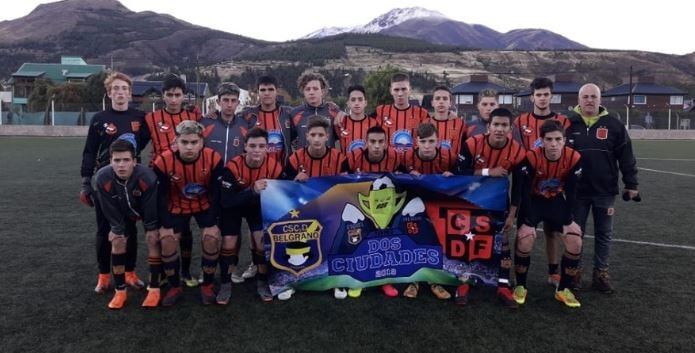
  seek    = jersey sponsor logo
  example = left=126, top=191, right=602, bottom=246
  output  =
left=347, top=139, right=366, bottom=152
left=267, top=131, right=285, bottom=152
left=104, top=123, right=117, bottom=135
left=533, top=137, right=543, bottom=148
left=538, top=178, right=562, bottom=196
left=131, top=121, right=141, bottom=132
left=158, top=122, right=171, bottom=133
left=182, top=183, right=207, bottom=199
left=440, top=139, right=452, bottom=150
left=392, top=130, right=413, bottom=150
left=382, top=116, right=393, bottom=126
left=596, top=127, right=608, bottom=140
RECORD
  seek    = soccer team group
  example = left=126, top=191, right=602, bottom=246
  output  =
left=80, top=70, right=639, bottom=310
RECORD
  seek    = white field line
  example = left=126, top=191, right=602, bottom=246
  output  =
left=637, top=167, right=695, bottom=177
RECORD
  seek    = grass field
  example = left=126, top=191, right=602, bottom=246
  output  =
left=1, top=138, right=694, bottom=353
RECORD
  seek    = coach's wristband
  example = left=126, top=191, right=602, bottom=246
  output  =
left=482, top=168, right=489, bottom=176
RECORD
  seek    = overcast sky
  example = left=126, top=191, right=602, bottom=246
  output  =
left=2, top=0, right=693, bottom=55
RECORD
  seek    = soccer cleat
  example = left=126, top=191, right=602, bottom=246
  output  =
left=348, top=288, right=362, bottom=298
left=142, top=288, right=161, bottom=308
left=125, top=272, right=145, bottom=290
left=547, top=274, right=561, bottom=288
left=497, top=287, right=518, bottom=309
left=592, top=268, right=615, bottom=294
left=200, top=283, right=216, bottom=305
left=513, top=285, right=528, bottom=305
left=230, top=273, right=245, bottom=284
left=257, top=280, right=273, bottom=302
left=403, top=283, right=419, bottom=299
left=242, top=264, right=258, bottom=279
left=108, top=289, right=127, bottom=310
left=381, top=284, right=398, bottom=298
left=182, top=275, right=199, bottom=288
left=555, top=288, right=581, bottom=308
left=94, top=273, right=111, bottom=294
left=430, top=284, right=451, bottom=300
left=334, top=288, right=348, bottom=299
left=161, top=287, right=183, bottom=307
left=216, top=283, right=232, bottom=305
left=455, top=283, right=470, bottom=306
left=277, top=288, right=295, bottom=301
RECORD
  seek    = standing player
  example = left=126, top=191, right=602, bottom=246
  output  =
left=513, top=120, right=583, bottom=308
left=399, top=122, right=453, bottom=300
left=336, top=85, right=380, bottom=154
left=218, top=128, right=286, bottom=303
left=375, top=73, right=430, bottom=152
left=514, top=77, right=572, bottom=288
left=94, top=138, right=158, bottom=309
left=290, top=72, right=344, bottom=149
left=144, top=74, right=201, bottom=287
left=466, top=89, right=498, bottom=137
left=243, top=76, right=293, bottom=163
left=429, top=86, right=466, bottom=156
left=80, top=71, right=149, bottom=294
left=455, top=108, right=526, bottom=308
left=152, top=121, right=223, bottom=306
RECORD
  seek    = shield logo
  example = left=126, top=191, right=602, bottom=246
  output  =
left=347, top=228, right=362, bottom=245
left=268, top=219, right=323, bottom=277
left=596, top=127, right=608, bottom=140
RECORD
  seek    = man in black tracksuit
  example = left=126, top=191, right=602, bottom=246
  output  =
left=566, top=83, right=639, bottom=293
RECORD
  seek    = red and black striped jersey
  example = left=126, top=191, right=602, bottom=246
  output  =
left=513, top=112, right=570, bottom=150
left=145, top=109, right=201, bottom=157
left=460, top=134, right=526, bottom=172
left=336, top=115, right=381, bottom=154
left=429, top=116, right=466, bottom=156
left=346, top=147, right=400, bottom=173
left=286, top=147, right=347, bottom=178
left=401, top=148, right=452, bottom=174
left=375, top=104, right=429, bottom=152
left=152, top=147, right=222, bottom=215
left=225, top=155, right=284, bottom=190
left=525, top=146, right=581, bottom=198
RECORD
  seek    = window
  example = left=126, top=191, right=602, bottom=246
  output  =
left=633, top=95, right=646, bottom=105
left=551, top=94, right=562, bottom=104
left=498, top=94, right=513, bottom=104
left=670, top=96, right=684, bottom=105
left=456, top=94, right=474, bottom=105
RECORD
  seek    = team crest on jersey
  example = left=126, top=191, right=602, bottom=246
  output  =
left=169, top=173, right=181, bottom=182
left=182, top=183, right=207, bottom=199
left=236, top=176, right=247, bottom=186
left=104, top=123, right=117, bottom=135
left=392, top=130, right=413, bottom=150
left=340, top=128, right=350, bottom=136
left=347, top=139, right=366, bottom=152
left=533, top=137, right=543, bottom=148
left=596, top=127, right=608, bottom=140
left=158, top=122, right=171, bottom=133
left=285, top=120, right=291, bottom=129
left=132, top=189, right=142, bottom=197
left=267, top=131, right=284, bottom=152
left=474, top=154, right=486, bottom=166
left=200, top=168, right=208, bottom=176
left=268, top=219, right=323, bottom=276
left=522, top=125, right=533, bottom=135
left=233, top=137, right=240, bottom=147
left=131, top=121, right=141, bottom=132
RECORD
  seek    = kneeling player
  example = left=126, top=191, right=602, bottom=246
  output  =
left=218, top=128, right=285, bottom=303
left=152, top=120, right=223, bottom=306
left=513, top=120, right=583, bottom=308
left=95, top=137, right=158, bottom=309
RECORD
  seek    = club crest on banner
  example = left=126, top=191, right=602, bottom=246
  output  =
left=268, top=219, right=323, bottom=276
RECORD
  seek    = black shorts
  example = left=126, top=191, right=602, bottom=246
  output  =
left=162, top=209, right=217, bottom=233
left=220, top=206, right=263, bottom=236
left=518, top=195, right=567, bottom=233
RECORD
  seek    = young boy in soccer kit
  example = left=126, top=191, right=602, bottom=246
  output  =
left=374, top=73, right=429, bottom=152
left=336, top=85, right=380, bottom=154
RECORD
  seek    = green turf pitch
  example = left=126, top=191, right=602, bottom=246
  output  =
left=0, top=137, right=693, bottom=353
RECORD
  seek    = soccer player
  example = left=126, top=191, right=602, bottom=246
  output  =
left=513, top=120, right=583, bottom=308
left=243, top=76, right=293, bottom=163
left=218, top=128, right=285, bottom=303
left=428, top=86, right=466, bottom=156
left=80, top=71, right=149, bottom=294
left=374, top=73, right=430, bottom=152
left=94, top=138, right=158, bottom=309
left=289, top=72, right=344, bottom=148
left=399, top=122, right=453, bottom=300
left=466, top=89, right=498, bottom=137
left=152, top=120, right=223, bottom=306
left=144, top=74, right=201, bottom=287
left=566, top=83, right=639, bottom=293
left=455, top=108, right=526, bottom=308
left=336, top=85, right=380, bottom=154
left=514, top=77, right=572, bottom=288
left=343, top=125, right=400, bottom=299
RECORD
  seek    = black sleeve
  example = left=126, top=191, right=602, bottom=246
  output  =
left=455, top=142, right=474, bottom=175
left=137, top=115, right=151, bottom=158
left=614, top=125, right=638, bottom=190
left=518, top=160, right=536, bottom=227
left=95, top=173, right=126, bottom=235
left=208, top=161, right=224, bottom=220
left=562, top=163, right=582, bottom=225
left=81, top=115, right=101, bottom=178
left=510, top=160, right=525, bottom=208
left=284, top=158, right=299, bottom=180
left=140, top=170, right=159, bottom=232
left=155, top=167, right=172, bottom=229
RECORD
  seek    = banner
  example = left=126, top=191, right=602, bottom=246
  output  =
left=261, top=174, right=508, bottom=295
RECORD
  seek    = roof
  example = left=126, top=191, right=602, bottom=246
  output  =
left=132, top=81, right=209, bottom=97
left=451, top=81, right=515, bottom=95
left=516, top=82, right=584, bottom=97
left=11, top=62, right=104, bottom=83
left=603, top=83, right=686, bottom=96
